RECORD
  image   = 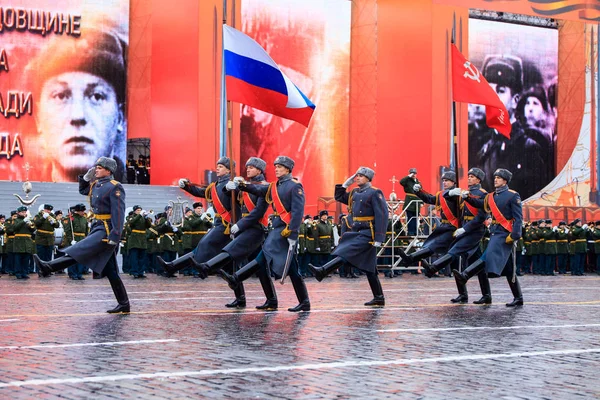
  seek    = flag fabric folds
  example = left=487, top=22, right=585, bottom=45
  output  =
left=223, top=25, right=316, bottom=127
left=451, top=44, right=511, bottom=138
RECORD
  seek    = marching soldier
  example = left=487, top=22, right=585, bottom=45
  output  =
left=34, top=157, right=130, bottom=313
left=9, top=206, right=36, bottom=279
left=556, top=221, right=569, bottom=274
left=421, top=168, right=491, bottom=304
left=398, top=171, right=459, bottom=267
left=5, top=211, right=17, bottom=276
left=220, top=156, right=311, bottom=312
left=128, top=205, right=152, bottom=278
left=307, top=167, right=388, bottom=306
left=400, top=168, right=420, bottom=235
left=34, top=204, right=60, bottom=273
left=160, top=157, right=240, bottom=277
left=451, top=168, right=524, bottom=307
left=197, top=157, right=270, bottom=308
left=569, top=219, right=587, bottom=276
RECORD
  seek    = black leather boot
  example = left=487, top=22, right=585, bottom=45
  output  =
left=364, top=271, right=385, bottom=306
left=288, top=274, right=310, bottom=312
left=226, top=284, right=246, bottom=308
left=422, top=254, right=453, bottom=278
left=195, top=252, right=232, bottom=279
left=107, top=275, right=130, bottom=313
left=255, top=268, right=278, bottom=310
left=399, top=247, right=433, bottom=267
left=473, top=270, right=492, bottom=304
left=506, top=277, right=524, bottom=307
left=34, top=254, right=76, bottom=278
left=450, top=270, right=468, bottom=303
left=452, top=258, right=485, bottom=286
left=219, top=259, right=260, bottom=290
left=158, top=252, right=195, bottom=275
left=308, top=257, right=344, bottom=282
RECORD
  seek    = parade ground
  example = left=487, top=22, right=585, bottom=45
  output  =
left=1, top=273, right=600, bottom=399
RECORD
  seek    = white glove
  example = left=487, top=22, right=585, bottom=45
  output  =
left=583, top=224, right=589, bottom=230
left=233, top=176, right=245, bottom=184
left=448, top=188, right=462, bottom=197
left=225, top=181, right=238, bottom=191
left=305, top=220, right=311, bottom=225
left=178, top=178, right=188, bottom=188
left=288, top=238, right=297, bottom=247
left=43, top=212, right=49, bottom=219
left=201, top=212, right=209, bottom=221
left=461, top=190, right=469, bottom=199
left=413, top=184, right=421, bottom=192
left=342, top=175, right=355, bottom=188
left=373, top=241, right=382, bottom=247
left=71, top=240, right=77, bottom=246
left=230, top=224, right=240, bottom=235
left=454, top=227, right=466, bottom=237
left=108, top=240, right=118, bottom=246
left=23, top=216, right=32, bottom=223
left=172, top=227, right=178, bottom=233
left=83, top=167, right=95, bottom=182
left=553, top=226, right=558, bottom=232
left=315, top=247, right=321, bottom=251
left=142, top=210, right=149, bottom=217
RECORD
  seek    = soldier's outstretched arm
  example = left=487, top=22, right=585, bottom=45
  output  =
left=464, top=194, right=485, bottom=209
left=239, top=183, right=269, bottom=197
left=183, top=184, right=207, bottom=198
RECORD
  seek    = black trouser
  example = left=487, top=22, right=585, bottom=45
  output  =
left=103, top=253, right=129, bottom=305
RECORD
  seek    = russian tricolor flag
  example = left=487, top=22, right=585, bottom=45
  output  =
left=223, top=25, right=316, bottom=127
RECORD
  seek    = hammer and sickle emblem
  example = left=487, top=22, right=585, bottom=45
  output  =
left=463, top=61, right=481, bottom=83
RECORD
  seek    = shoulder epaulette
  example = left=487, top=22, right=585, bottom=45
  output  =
left=371, top=186, right=379, bottom=191
left=110, top=180, right=119, bottom=185
left=292, top=179, right=300, bottom=183
left=480, top=188, right=488, bottom=193
left=508, top=189, right=517, bottom=194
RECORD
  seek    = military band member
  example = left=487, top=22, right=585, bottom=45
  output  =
left=33, top=157, right=130, bottom=313
left=400, top=168, right=420, bottom=236
left=198, top=157, right=270, bottom=308
left=0, top=214, right=6, bottom=276
left=34, top=204, right=60, bottom=270
left=569, top=219, right=587, bottom=276
left=451, top=168, right=524, bottom=307
left=5, top=211, right=17, bottom=276
left=308, top=167, right=388, bottom=306
left=161, top=157, right=240, bottom=277
left=535, top=220, right=547, bottom=275
left=543, top=219, right=557, bottom=276
left=312, top=210, right=334, bottom=268
left=64, top=204, right=90, bottom=280
left=155, top=206, right=179, bottom=277
left=521, top=221, right=533, bottom=274
left=128, top=205, right=152, bottom=278
left=398, top=171, right=459, bottom=267
left=421, top=168, right=491, bottom=304
left=556, top=221, right=569, bottom=274
left=593, top=221, right=600, bottom=275
left=146, top=215, right=161, bottom=274
left=9, top=206, right=35, bottom=279
left=220, top=156, right=311, bottom=312
left=298, top=214, right=312, bottom=277
left=181, top=202, right=212, bottom=277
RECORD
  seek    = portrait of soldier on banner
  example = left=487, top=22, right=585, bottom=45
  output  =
left=0, top=1, right=129, bottom=183
left=467, top=18, right=557, bottom=200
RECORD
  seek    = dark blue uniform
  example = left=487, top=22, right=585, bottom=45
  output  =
left=332, top=184, right=388, bottom=273
left=416, top=189, right=459, bottom=253
left=184, top=174, right=240, bottom=266
left=66, top=176, right=125, bottom=274
left=466, top=186, right=523, bottom=277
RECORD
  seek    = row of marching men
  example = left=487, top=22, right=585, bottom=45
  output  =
left=0, top=204, right=90, bottom=280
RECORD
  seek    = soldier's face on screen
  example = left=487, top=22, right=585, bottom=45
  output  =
left=467, top=174, right=480, bottom=186
left=489, top=83, right=518, bottom=116
left=246, top=166, right=261, bottom=178
left=215, top=164, right=230, bottom=177
left=37, top=71, right=123, bottom=174
left=494, top=176, right=507, bottom=188
left=442, top=179, right=453, bottom=190
left=523, top=96, right=545, bottom=126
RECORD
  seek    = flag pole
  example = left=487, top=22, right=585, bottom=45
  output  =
left=451, top=14, right=462, bottom=228
left=222, top=0, right=237, bottom=227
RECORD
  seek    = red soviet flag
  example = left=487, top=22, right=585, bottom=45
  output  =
left=451, top=44, right=511, bottom=138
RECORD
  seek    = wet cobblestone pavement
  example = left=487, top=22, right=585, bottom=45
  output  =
left=1, top=273, right=600, bottom=398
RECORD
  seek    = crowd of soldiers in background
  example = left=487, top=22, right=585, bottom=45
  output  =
left=126, top=154, right=151, bottom=185
left=1, top=199, right=599, bottom=281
